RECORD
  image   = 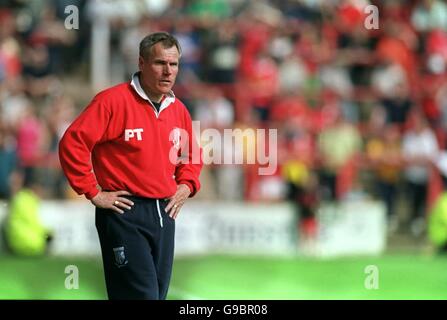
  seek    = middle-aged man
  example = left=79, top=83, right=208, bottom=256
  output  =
left=59, top=32, right=203, bottom=300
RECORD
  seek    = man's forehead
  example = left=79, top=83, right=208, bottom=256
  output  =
left=151, top=44, right=180, bottom=61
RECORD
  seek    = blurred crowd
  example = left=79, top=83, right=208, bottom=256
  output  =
left=2, top=0, right=447, bottom=238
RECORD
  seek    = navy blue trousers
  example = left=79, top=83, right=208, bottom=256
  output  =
left=95, top=197, right=175, bottom=300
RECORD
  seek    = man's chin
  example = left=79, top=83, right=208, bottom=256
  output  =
left=158, top=88, right=173, bottom=95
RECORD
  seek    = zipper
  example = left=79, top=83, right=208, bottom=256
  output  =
left=156, top=199, right=163, bottom=228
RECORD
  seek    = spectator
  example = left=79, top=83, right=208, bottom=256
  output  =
left=402, top=108, right=439, bottom=237
left=365, top=124, right=403, bottom=232
left=2, top=171, right=53, bottom=256
left=0, top=114, right=16, bottom=199
left=429, top=150, right=447, bottom=253
left=15, top=103, right=45, bottom=189
left=380, top=82, right=413, bottom=126
left=202, top=18, right=240, bottom=84
left=317, top=102, right=362, bottom=201
left=411, top=0, right=447, bottom=33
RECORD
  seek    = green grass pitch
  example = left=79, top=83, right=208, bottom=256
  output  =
left=0, top=254, right=446, bottom=300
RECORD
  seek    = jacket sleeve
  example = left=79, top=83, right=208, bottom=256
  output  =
left=175, top=108, right=203, bottom=197
left=58, top=94, right=111, bottom=199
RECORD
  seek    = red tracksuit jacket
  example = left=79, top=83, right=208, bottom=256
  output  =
left=59, top=74, right=202, bottom=200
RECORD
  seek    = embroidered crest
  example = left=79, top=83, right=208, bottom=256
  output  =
left=113, top=246, right=128, bottom=268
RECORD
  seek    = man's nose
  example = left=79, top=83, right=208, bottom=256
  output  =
left=163, top=64, right=172, bottom=75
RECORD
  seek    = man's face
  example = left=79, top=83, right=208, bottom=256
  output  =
left=139, top=42, right=179, bottom=102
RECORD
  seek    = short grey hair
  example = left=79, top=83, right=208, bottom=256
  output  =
left=139, top=32, right=182, bottom=60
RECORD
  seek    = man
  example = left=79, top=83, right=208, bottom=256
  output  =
left=59, top=32, right=203, bottom=300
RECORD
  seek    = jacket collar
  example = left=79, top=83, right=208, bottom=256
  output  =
left=130, top=72, right=176, bottom=114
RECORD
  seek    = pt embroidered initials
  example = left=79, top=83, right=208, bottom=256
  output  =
left=124, top=128, right=144, bottom=141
